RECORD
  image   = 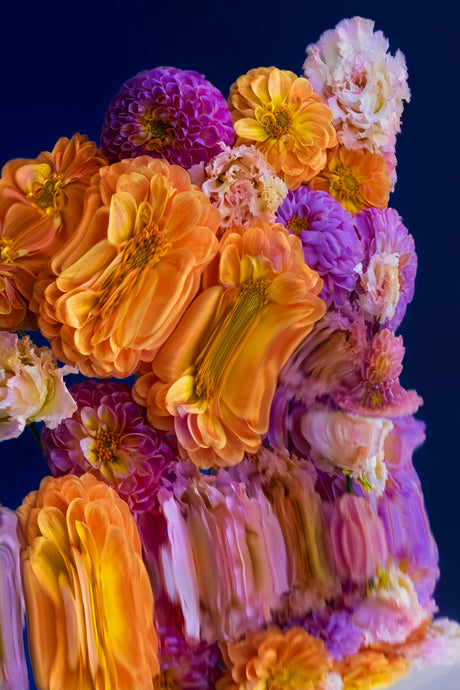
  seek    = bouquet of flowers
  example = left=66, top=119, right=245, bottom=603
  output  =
left=1, top=15, right=459, bottom=690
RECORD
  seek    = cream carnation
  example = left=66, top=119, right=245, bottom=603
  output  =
left=200, top=144, right=288, bottom=228
left=303, top=17, right=410, bottom=154
left=0, top=332, right=76, bottom=440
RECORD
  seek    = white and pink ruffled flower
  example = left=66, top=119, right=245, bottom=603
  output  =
left=304, top=17, right=410, bottom=156
left=0, top=331, right=76, bottom=441
left=350, top=565, right=428, bottom=645
left=198, top=144, right=288, bottom=229
left=301, top=405, right=392, bottom=493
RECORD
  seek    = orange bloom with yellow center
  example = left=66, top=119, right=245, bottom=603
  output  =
left=34, top=157, right=220, bottom=378
left=309, top=145, right=391, bottom=215
left=0, top=134, right=107, bottom=330
left=228, top=67, right=337, bottom=190
left=217, top=625, right=333, bottom=690
left=335, top=649, right=410, bottom=690
left=134, top=220, right=325, bottom=468
left=16, top=473, right=159, bottom=690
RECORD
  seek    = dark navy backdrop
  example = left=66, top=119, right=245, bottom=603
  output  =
left=2, top=1, right=459, bottom=684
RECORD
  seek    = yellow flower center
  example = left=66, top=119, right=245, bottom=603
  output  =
left=266, top=667, right=320, bottom=689
left=286, top=214, right=309, bottom=236
left=265, top=107, right=292, bottom=138
left=0, top=237, right=17, bottom=264
left=122, top=202, right=172, bottom=270
left=331, top=167, right=362, bottom=198
left=95, top=429, right=119, bottom=464
left=194, top=278, right=270, bottom=400
left=139, top=114, right=171, bottom=142
left=27, top=173, right=65, bottom=215
left=156, top=669, right=180, bottom=689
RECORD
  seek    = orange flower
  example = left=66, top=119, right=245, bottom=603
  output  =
left=0, top=134, right=107, bottom=330
left=16, top=473, right=159, bottom=690
left=335, top=649, right=410, bottom=690
left=228, top=67, right=336, bottom=189
left=217, top=625, right=333, bottom=690
left=309, top=146, right=391, bottom=214
left=33, top=157, right=221, bottom=378
left=134, top=220, right=325, bottom=468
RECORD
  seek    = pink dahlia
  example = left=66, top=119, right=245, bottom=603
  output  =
left=332, top=328, right=423, bottom=417
left=100, top=66, right=234, bottom=167
left=41, top=379, right=178, bottom=512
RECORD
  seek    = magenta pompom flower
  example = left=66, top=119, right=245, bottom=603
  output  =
left=276, top=187, right=363, bottom=307
left=41, top=380, right=178, bottom=513
left=100, top=66, right=234, bottom=167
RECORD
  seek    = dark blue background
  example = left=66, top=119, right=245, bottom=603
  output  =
left=1, top=1, right=459, bottom=685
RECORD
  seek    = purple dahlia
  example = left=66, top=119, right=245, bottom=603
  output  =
left=276, top=187, right=363, bottom=308
left=41, top=380, right=179, bottom=513
left=100, top=66, right=234, bottom=167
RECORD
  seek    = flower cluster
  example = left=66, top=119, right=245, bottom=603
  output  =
left=1, top=15, right=458, bottom=690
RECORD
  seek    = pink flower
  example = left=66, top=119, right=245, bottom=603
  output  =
left=350, top=565, right=427, bottom=645
left=157, top=466, right=288, bottom=642
left=332, top=329, right=423, bottom=417
left=0, top=331, right=76, bottom=441
left=325, top=493, right=388, bottom=583
left=199, top=144, right=288, bottom=229
left=41, top=379, right=179, bottom=513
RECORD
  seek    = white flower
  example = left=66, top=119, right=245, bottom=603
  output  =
left=304, top=17, right=410, bottom=154
left=0, top=331, right=77, bottom=441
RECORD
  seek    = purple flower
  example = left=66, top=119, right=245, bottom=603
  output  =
left=276, top=187, right=363, bottom=307
left=100, top=66, right=234, bottom=167
left=0, top=507, right=28, bottom=690
left=41, top=380, right=179, bottom=513
left=157, top=624, right=222, bottom=689
left=354, top=207, right=417, bottom=330
left=298, top=608, right=364, bottom=660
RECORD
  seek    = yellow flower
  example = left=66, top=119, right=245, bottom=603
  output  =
left=228, top=67, right=337, bottom=189
left=217, top=625, right=333, bottom=690
left=34, top=157, right=220, bottom=377
left=335, top=649, right=410, bottom=690
left=309, top=146, right=391, bottom=214
left=134, top=220, right=325, bottom=468
left=16, top=473, right=159, bottom=690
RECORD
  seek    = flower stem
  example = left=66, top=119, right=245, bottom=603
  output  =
left=346, top=474, right=354, bottom=494
left=27, top=422, right=42, bottom=450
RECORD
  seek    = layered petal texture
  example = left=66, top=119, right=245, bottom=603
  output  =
left=228, top=67, right=337, bottom=189
left=16, top=473, right=159, bottom=690
left=34, top=157, right=220, bottom=377
left=134, top=220, right=326, bottom=467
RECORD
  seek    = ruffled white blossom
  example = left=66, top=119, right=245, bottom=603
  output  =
left=0, top=331, right=77, bottom=440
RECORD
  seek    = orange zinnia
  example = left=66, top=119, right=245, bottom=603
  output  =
left=309, top=145, right=391, bottom=214
left=228, top=67, right=337, bottom=190
left=16, top=473, right=159, bottom=690
left=217, top=625, right=333, bottom=690
left=0, top=134, right=107, bottom=330
left=335, top=649, right=410, bottom=690
left=33, top=157, right=221, bottom=378
left=134, top=220, right=325, bottom=468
